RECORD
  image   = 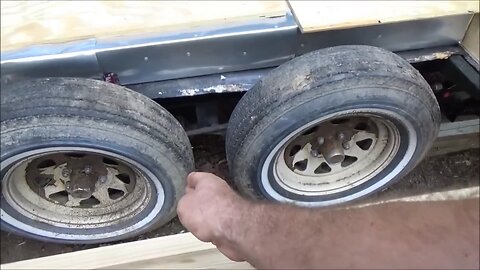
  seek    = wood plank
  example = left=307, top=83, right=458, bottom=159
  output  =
left=429, top=133, right=480, bottom=157
left=288, top=1, right=479, bottom=33
left=1, top=232, right=254, bottom=269
left=0, top=1, right=287, bottom=52
left=103, top=249, right=252, bottom=269
left=356, top=186, right=480, bottom=209
left=3, top=186, right=478, bottom=269
left=438, top=118, right=480, bottom=138
left=462, top=13, right=480, bottom=63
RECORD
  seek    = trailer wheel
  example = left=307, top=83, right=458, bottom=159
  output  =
left=0, top=78, right=193, bottom=243
left=226, top=45, right=441, bottom=206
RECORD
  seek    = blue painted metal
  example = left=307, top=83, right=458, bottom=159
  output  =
left=0, top=12, right=475, bottom=97
left=1, top=14, right=298, bottom=85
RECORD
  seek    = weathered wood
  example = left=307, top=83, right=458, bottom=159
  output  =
left=0, top=1, right=287, bottom=51
left=428, top=119, right=480, bottom=156
left=356, top=187, right=480, bottom=209
left=1, top=232, right=254, bottom=269
left=438, top=119, right=480, bottom=138
left=288, top=1, right=479, bottom=33
left=462, top=13, right=480, bottom=63
left=429, top=133, right=480, bottom=157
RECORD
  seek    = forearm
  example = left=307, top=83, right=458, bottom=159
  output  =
left=177, top=172, right=478, bottom=269
left=225, top=198, right=479, bottom=269
left=225, top=202, right=330, bottom=268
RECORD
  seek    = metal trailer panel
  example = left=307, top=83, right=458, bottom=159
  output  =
left=0, top=13, right=475, bottom=92
left=127, top=46, right=466, bottom=99
left=296, top=14, right=473, bottom=54
left=95, top=15, right=298, bottom=85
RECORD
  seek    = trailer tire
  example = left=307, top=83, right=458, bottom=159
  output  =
left=226, top=45, right=441, bottom=206
left=1, top=78, right=194, bottom=243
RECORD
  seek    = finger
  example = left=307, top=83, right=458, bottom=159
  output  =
left=188, top=172, right=224, bottom=188
left=187, top=172, right=201, bottom=188
left=177, top=199, right=211, bottom=242
left=185, top=185, right=194, bottom=194
left=187, top=172, right=216, bottom=188
left=176, top=197, right=187, bottom=222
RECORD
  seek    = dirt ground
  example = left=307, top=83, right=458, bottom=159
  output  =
left=1, top=135, right=479, bottom=264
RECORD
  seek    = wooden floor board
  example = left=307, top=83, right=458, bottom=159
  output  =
left=288, top=1, right=478, bottom=33
left=1, top=1, right=287, bottom=51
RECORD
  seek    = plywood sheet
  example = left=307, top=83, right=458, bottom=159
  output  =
left=288, top=1, right=479, bottom=33
left=0, top=1, right=287, bottom=51
left=1, top=232, right=254, bottom=269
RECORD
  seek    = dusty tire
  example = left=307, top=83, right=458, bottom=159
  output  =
left=226, top=45, right=440, bottom=206
left=1, top=78, right=194, bottom=243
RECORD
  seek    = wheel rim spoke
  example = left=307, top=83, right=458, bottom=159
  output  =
left=92, top=188, right=115, bottom=205
left=38, top=166, right=56, bottom=175
left=292, top=144, right=312, bottom=164
left=344, top=143, right=367, bottom=158
left=352, top=130, right=376, bottom=142
left=328, top=162, right=343, bottom=173
left=44, top=183, right=66, bottom=198
left=65, top=195, right=82, bottom=207
left=110, top=177, right=128, bottom=193
left=304, top=156, right=326, bottom=174
left=292, top=144, right=327, bottom=174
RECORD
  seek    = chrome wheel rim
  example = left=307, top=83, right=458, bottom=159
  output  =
left=1, top=147, right=164, bottom=240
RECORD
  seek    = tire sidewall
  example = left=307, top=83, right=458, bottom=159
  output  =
left=232, top=82, right=437, bottom=205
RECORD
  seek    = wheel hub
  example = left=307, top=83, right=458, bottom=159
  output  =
left=62, top=157, right=108, bottom=199
left=314, top=131, right=351, bottom=165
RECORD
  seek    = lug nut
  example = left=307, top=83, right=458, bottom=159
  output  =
left=83, top=165, right=93, bottom=175
left=342, top=141, right=350, bottom=150
left=98, top=175, right=107, bottom=184
left=337, top=132, right=345, bottom=141
left=62, top=168, right=70, bottom=177
left=317, top=137, right=325, bottom=145
left=310, top=149, right=321, bottom=157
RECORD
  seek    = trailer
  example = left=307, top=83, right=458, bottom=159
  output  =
left=1, top=1, right=479, bottom=244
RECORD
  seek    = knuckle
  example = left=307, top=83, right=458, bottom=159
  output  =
left=177, top=198, right=187, bottom=213
left=195, top=230, right=213, bottom=242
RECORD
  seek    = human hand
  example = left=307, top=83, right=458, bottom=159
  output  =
left=177, top=172, right=248, bottom=261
